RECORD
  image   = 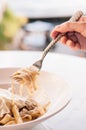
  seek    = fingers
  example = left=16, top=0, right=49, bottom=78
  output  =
left=59, top=37, right=81, bottom=50
left=66, top=40, right=75, bottom=48
left=50, top=20, right=86, bottom=51
left=74, top=43, right=81, bottom=50
left=79, top=16, right=86, bottom=22
left=50, top=22, right=86, bottom=39
left=66, top=41, right=80, bottom=50
left=50, top=30, right=59, bottom=39
left=50, top=22, right=68, bottom=38
left=60, top=36, right=67, bottom=44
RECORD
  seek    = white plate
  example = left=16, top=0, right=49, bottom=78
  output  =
left=0, top=68, right=71, bottom=130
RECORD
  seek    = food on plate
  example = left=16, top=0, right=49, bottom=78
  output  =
left=0, top=88, right=48, bottom=126
left=0, top=68, right=50, bottom=126
left=12, top=67, right=39, bottom=96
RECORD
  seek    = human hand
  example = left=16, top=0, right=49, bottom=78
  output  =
left=50, top=16, right=86, bottom=51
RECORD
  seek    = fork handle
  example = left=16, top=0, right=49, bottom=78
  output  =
left=41, top=10, right=83, bottom=61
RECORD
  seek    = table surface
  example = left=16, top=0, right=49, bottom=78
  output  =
left=0, top=51, right=86, bottom=130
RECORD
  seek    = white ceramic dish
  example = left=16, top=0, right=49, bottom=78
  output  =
left=0, top=68, right=71, bottom=130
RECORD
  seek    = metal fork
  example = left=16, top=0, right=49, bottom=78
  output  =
left=12, top=11, right=83, bottom=81
left=31, top=11, right=83, bottom=71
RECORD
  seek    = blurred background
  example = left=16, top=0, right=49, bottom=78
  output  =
left=0, top=0, right=86, bottom=57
